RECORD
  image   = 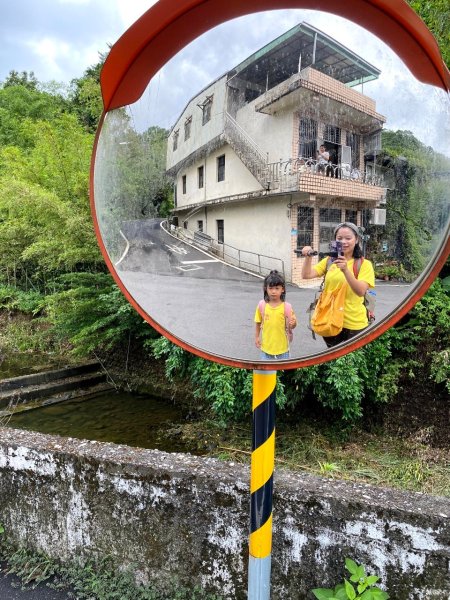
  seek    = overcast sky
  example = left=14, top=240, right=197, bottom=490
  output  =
left=1, top=2, right=449, bottom=155
left=0, top=0, right=157, bottom=84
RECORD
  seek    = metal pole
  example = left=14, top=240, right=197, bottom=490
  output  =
left=248, top=369, right=276, bottom=599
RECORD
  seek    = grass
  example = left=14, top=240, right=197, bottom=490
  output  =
left=0, top=544, right=223, bottom=600
left=177, top=419, right=450, bottom=497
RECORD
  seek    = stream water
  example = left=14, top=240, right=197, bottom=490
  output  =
left=1, top=353, right=193, bottom=453
left=7, top=391, right=190, bottom=452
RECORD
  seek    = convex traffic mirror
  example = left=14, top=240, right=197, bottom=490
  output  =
left=91, top=2, right=450, bottom=369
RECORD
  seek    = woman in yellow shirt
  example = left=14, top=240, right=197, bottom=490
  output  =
left=301, top=222, right=375, bottom=347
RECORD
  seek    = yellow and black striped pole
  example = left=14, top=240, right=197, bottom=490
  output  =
left=248, top=369, right=277, bottom=599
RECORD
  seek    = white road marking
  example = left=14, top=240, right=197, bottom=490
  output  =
left=176, top=265, right=202, bottom=271
left=181, top=259, right=219, bottom=264
left=165, top=244, right=189, bottom=255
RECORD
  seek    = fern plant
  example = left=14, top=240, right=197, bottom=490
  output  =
left=312, top=558, right=389, bottom=600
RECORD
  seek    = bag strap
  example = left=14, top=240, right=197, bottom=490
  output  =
left=353, top=257, right=364, bottom=278
left=284, top=301, right=292, bottom=319
left=258, top=299, right=265, bottom=320
left=284, top=301, right=293, bottom=342
left=259, top=300, right=293, bottom=343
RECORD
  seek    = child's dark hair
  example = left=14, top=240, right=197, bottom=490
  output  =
left=263, top=270, right=286, bottom=301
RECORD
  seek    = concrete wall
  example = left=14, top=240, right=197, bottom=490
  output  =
left=0, top=427, right=449, bottom=599
left=167, top=76, right=227, bottom=172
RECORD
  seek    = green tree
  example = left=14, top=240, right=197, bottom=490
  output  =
left=1, top=70, right=39, bottom=90
left=69, top=52, right=108, bottom=132
left=408, top=0, right=450, bottom=67
left=0, top=85, right=67, bottom=148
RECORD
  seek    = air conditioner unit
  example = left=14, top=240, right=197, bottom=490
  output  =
left=370, top=208, right=386, bottom=225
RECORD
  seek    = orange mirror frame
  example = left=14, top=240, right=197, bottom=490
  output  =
left=90, top=0, right=450, bottom=369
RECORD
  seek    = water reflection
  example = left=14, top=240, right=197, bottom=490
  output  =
left=93, top=10, right=450, bottom=364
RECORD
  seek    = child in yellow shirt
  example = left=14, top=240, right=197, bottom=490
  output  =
left=254, top=270, right=297, bottom=360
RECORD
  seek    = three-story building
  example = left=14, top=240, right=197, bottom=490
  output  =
left=166, top=22, right=387, bottom=284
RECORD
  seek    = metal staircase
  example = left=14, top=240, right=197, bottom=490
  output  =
left=223, top=114, right=272, bottom=188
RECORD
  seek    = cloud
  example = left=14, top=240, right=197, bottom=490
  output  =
left=0, top=0, right=156, bottom=84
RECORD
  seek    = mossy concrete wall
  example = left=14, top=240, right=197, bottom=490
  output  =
left=0, top=427, right=449, bottom=599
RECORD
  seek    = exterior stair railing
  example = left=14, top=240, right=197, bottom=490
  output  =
left=164, top=221, right=286, bottom=279
left=223, top=113, right=270, bottom=188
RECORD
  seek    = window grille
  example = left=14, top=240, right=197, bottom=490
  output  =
left=298, top=118, right=317, bottom=159
left=345, top=209, right=357, bottom=225
left=364, top=131, right=382, bottom=154
left=319, top=208, right=341, bottom=253
left=324, top=124, right=341, bottom=145
left=297, top=206, right=314, bottom=248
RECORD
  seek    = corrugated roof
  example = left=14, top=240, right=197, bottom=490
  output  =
left=228, top=22, right=380, bottom=88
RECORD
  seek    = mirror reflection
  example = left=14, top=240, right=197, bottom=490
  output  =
left=93, top=9, right=450, bottom=363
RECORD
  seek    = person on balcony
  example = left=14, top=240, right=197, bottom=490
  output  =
left=316, top=145, right=330, bottom=175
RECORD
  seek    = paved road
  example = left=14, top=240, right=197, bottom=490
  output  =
left=112, top=218, right=412, bottom=362
left=0, top=563, right=74, bottom=599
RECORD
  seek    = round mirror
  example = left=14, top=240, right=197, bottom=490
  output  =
left=91, top=3, right=450, bottom=368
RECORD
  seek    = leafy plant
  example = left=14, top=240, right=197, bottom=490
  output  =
left=0, top=542, right=222, bottom=599
left=318, top=462, right=340, bottom=476
left=312, top=558, right=389, bottom=600
left=46, top=272, right=157, bottom=356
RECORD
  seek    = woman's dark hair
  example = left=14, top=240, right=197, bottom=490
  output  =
left=263, top=270, right=286, bottom=301
left=353, top=242, right=363, bottom=258
left=334, top=222, right=363, bottom=258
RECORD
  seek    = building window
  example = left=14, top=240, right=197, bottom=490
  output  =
left=198, top=165, right=204, bottom=188
left=217, top=219, right=224, bottom=244
left=299, top=118, right=317, bottom=159
left=217, top=155, right=225, bottom=182
left=346, top=132, right=361, bottom=169
left=197, top=220, right=203, bottom=232
left=297, top=206, right=314, bottom=248
left=324, top=124, right=341, bottom=145
left=183, top=221, right=188, bottom=229
left=173, top=130, right=179, bottom=151
left=200, top=96, right=213, bottom=125
left=184, top=117, right=192, bottom=141
left=182, top=175, right=186, bottom=194
left=345, top=209, right=357, bottom=225
left=319, top=208, right=341, bottom=253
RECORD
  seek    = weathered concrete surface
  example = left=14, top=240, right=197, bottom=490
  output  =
left=0, top=427, right=449, bottom=599
left=0, top=362, right=111, bottom=410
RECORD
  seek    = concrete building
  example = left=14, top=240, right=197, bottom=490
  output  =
left=166, top=22, right=387, bottom=284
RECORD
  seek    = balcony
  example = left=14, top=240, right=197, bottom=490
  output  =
left=267, top=157, right=387, bottom=205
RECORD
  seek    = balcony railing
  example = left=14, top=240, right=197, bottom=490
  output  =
left=267, top=157, right=386, bottom=187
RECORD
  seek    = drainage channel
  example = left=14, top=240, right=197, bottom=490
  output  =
left=0, top=355, right=197, bottom=454
left=6, top=390, right=192, bottom=453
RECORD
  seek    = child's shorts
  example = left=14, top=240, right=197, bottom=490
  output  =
left=260, top=351, right=290, bottom=360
